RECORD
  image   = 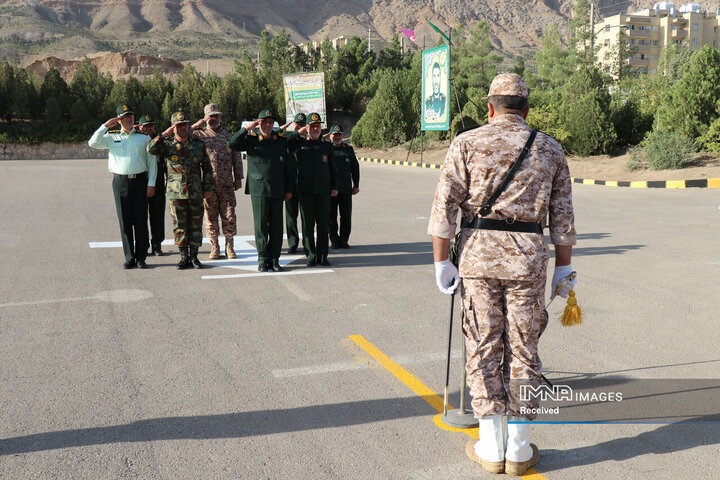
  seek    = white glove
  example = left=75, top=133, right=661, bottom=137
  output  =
left=551, top=265, right=577, bottom=299
left=434, top=259, right=460, bottom=295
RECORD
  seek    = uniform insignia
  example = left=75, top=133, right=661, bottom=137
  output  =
left=322, top=155, right=328, bottom=163
left=176, top=144, right=182, bottom=151
left=248, top=132, right=257, bottom=137
left=193, top=156, right=198, bottom=163
left=171, top=155, right=179, bottom=161
left=177, top=113, right=184, bottom=121
left=226, top=146, right=231, bottom=153
left=122, top=105, right=128, bottom=112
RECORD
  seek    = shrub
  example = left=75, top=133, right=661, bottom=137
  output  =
left=641, top=130, right=694, bottom=170
left=626, top=146, right=646, bottom=171
left=696, top=117, right=720, bottom=154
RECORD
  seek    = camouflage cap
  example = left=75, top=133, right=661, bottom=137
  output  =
left=482, top=73, right=529, bottom=100
left=307, top=112, right=322, bottom=125
left=293, top=112, right=307, bottom=124
left=258, top=109, right=277, bottom=120
left=138, top=114, right=154, bottom=125
left=116, top=104, right=134, bottom=117
left=204, top=103, right=222, bottom=116
left=329, top=124, right=343, bottom=134
left=171, top=111, right=190, bottom=125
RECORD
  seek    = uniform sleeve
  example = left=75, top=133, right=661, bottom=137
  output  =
left=201, top=147, right=215, bottom=192
left=427, top=138, right=468, bottom=239
left=227, top=128, right=248, bottom=151
left=144, top=137, right=157, bottom=188
left=284, top=144, right=296, bottom=193
left=231, top=147, right=244, bottom=180
left=88, top=124, right=109, bottom=150
left=147, top=135, right=167, bottom=157
left=349, top=146, right=360, bottom=188
left=548, top=152, right=577, bottom=246
left=284, top=130, right=301, bottom=151
left=329, top=148, right=338, bottom=191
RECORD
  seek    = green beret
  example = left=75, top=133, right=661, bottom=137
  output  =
left=308, top=112, right=322, bottom=125
left=138, top=115, right=154, bottom=126
left=293, top=113, right=307, bottom=124
left=116, top=104, right=133, bottom=117
left=171, top=111, right=189, bottom=125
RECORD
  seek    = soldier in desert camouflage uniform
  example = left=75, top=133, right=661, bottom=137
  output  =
left=191, top=103, right=243, bottom=260
left=148, top=111, right=215, bottom=269
left=428, top=74, right=577, bottom=476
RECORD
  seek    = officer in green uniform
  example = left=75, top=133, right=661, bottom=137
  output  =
left=227, top=109, right=295, bottom=272
left=285, top=113, right=338, bottom=266
left=281, top=112, right=307, bottom=254
left=326, top=125, right=359, bottom=249
left=138, top=115, right=166, bottom=256
left=425, top=62, right=447, bottom=120
left=147, top=111, right=214, bottom=269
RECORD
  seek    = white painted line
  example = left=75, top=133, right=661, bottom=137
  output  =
left=271, top=351, right=462, bottom=378
left=1, top=289, right=153, bottom=308
left=202, top=269, right=334, bottom=280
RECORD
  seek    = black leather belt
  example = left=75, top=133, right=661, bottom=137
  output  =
left=461, top=217, right=543, bottom=234
left=114, top=172, right=147, bottom=179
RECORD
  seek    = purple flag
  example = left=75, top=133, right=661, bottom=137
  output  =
left=399, top=29, right=416, bottom=42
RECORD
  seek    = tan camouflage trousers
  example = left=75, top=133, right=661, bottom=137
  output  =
left=204, top=186, right=237, bottom=237
left=461, top=276, right=548, bottom=420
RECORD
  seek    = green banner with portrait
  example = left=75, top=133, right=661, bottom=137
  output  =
left=421, top=44, right=450, bottom=131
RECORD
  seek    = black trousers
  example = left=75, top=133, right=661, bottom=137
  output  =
left=299, top=193, right=330, bottom=261
left=329, top=193, right=352, bottom=244
left=112, top=173, right=149, bottom=263
left=147, top=179, right=166, bottom=249
left=285, top=194, right=300, bottom=250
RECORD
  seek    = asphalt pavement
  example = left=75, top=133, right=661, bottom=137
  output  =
left=1, top=158, right=719, bottom=479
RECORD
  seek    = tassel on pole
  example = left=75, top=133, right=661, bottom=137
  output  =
left=555, top=272, right=582, bottom=326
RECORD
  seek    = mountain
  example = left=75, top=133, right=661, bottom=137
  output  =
left=4, top=0, right=716, bottom=66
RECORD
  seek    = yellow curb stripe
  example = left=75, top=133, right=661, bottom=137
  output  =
left=710, top=178, right=720, bottom=189
left=630, top=181, right=647, bottom=188
left=351, top=335, right=549, bottom=479
left=666, top=180, right=686, bottom=189
left=605, top=181, right=618, bottom=187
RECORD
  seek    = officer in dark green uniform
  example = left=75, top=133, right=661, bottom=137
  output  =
left=281, top=112, right=306, bottom=254
left=327, top=125, right=359, bottom=249
left=147, top=111, right=215, bottom=269
left=286, top=112, right=338, bottom=266
left=138, top=115, right=166, bottom=256
left=227, top=109, right=295, bottom=272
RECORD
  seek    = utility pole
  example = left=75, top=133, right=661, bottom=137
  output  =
left=368, top=28, right=372, bottom=52
left=590, top=2, right=596, bottom=57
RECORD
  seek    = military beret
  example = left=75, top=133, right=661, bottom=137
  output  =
left=329, top=124, right=343, bottom=134
left=293, top=112, right=307, bottom=124
left=258, top=109, right=278, bottom=120
left=116, top=104, right=133, bottom=117
left=482, top=73, right=529, bottom=100
left=307, top=112, right=322, bottom=125
left=138, top=114, right=154, bottom=125
left=171, top=111, right=190, bottom=125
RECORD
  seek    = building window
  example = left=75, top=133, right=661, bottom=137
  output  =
left=692, top=23, right=698, bottom=30
left=639, top=25, right=645, bottom=30
left=653, top=40, right=659, bottom=46
left=653, top=26, right=659, bottom=31
left=605, top=39, right=610, bottom=46
left=605, top=25, right=610, bottom=32
left=715, top=41, right=717, bottom=47
left=629, top=54, right=634, bottom=60
left=692, top=38, right=698, bottom=44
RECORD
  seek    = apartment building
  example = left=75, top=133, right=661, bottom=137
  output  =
left=595, top=2, right=720, bottom=74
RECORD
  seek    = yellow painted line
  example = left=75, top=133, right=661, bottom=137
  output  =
left=709, top=178, right=720, bottom=188
left=630, top=181, right=647, bottom=188
left=605, top=180, right=618, bottom=187
left=349, top=334, right=549, bottom=480
left=582, top=179, right=595, bottom=185
left=666, top=180, right=686, bottom=189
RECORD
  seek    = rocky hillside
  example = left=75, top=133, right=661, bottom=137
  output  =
left=4, top=0, right=720, bottom=65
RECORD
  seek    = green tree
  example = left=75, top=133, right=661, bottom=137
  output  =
left=352, top=72, right=409, bottom=148
left=535, top=23, right=574, bottom=89
left=40, top=67, right=71, bottom=117
left=69, top=58, right=114, bottom=122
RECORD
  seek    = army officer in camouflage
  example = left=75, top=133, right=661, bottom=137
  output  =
left=286, top=113, right=338, bottom=266
left=428, top=74, right=576, bottom=476
left=227, top=109, right=295, bottom=272
left=148, top=111, right=215, bottom=270
left=326, top=125, right=359, bottom=249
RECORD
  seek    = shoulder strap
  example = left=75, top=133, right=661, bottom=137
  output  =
left=478, top=129, right=537, bottom=217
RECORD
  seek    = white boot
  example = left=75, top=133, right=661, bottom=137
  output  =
left=473, top=415, right=506, bottom=473
left=505, top=415, right=539, bottom=476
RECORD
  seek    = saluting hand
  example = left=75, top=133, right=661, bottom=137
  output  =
left=104, top=116, right=123, bottom=128
left=247, top=120, right=260, bottom=131
left=161, top=125, right=175, bottom=137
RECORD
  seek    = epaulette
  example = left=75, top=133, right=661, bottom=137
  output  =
left=107, top=129, right=121, bottom=134
left=455, top=124, right=481, bottom=137
left=248, top=131, right=257, bottom=137
left=277, top=131, right=286, bottom=137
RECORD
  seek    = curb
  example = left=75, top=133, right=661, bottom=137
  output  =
left=358, top=156, right=720, bottom=189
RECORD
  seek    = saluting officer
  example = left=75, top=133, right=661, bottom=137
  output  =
left=428, top=74, right=577, bottom=476
left=148, top=112, right=215, bottom=269
left=227, top=109, right=295, bottom=272
left=286, top=113, right=338, bottom=266
left=279, top=112, right=307, bottom=254
left=326, top=124, right=359, bottom=249
left=88, top=103, right=157, bottom=269
left=137, top=114, right=166, bottom=257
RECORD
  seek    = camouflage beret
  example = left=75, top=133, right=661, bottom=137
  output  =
left=138, top=114, right=154, bottom=125
left=116, top=104, right=133, bottom=117
left=482, top=73, right=529, bottom=100
left=307, top=112, right=322, bottom=125
left=171, top=111, right=190, bottom=125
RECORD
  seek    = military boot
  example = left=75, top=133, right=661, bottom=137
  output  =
left=208, top=236, right=220, bottom=260
left=225, top=236, right=237, bottom=259
left=190, top=246, right=203, bottom=269
left=177, top=246, right=191, bottom=270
